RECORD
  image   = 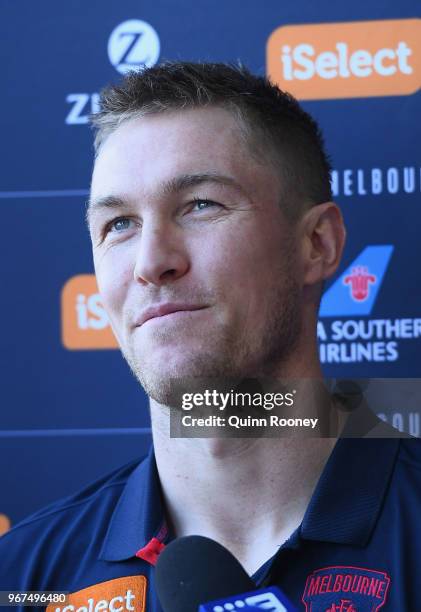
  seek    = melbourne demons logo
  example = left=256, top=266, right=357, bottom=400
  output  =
left=343, top=266, right=377, bottom=302
left=302, top=566, right=390, bottom=611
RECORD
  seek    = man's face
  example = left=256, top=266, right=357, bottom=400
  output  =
left=89, top=107, right=302, bottom=404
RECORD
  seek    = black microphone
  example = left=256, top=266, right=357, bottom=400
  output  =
left=155, top=535, right=256, bottom=612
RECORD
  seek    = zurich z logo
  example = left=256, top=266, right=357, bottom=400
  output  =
left=319, top=246, right=394, bottom=317
left=108, top=19, right=160, bottom=75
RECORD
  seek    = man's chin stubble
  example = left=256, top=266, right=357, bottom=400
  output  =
left=121, top=323, right=301, bottom=409
left=123, top=349, right=242, bottom=408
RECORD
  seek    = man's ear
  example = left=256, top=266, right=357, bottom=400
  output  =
left=298, top=202, right=346, bottom=286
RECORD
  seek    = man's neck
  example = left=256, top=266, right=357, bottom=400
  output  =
left=150, top=382, right=340, bottom=575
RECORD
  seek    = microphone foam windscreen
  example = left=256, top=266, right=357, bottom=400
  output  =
left=155, top=535, right=256, bottom=612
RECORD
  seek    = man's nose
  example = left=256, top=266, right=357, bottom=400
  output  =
left=133, top=222, right=190, bottom=286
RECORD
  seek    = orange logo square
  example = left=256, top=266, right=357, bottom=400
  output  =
left=267, top=19, right=421, bottom=100
left=61, top=275, right=118, bottom=350
left=46, top=575, right=147, bottom=612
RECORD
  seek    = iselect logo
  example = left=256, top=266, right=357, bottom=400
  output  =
left=267, top=19, right=420, bottom=99
left=61, top=275, right=118, bottom=350
left=0, top=513, right=10, bottom=536
left=319, top=246, right=394, bottom=317
left=47, top=576, right=147, bottom=612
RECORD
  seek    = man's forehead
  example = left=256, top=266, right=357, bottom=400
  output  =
left=96, top=105, right=245, bottom=153
left=92, top=108, right=247, bottom=180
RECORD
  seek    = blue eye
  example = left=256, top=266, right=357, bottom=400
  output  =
left=111, top=218, right=132, bottom=232
left=193, top=199, right=219, bottom=211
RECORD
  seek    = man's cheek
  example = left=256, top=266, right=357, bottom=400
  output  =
left=94, top=270, right=128, bottom=334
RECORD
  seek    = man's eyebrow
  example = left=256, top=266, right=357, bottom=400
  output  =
left=159, top=172, right=246, bottom=196
left=86, top=173, right=245, bottom=226
left=85, top=195, right=129, bottom=227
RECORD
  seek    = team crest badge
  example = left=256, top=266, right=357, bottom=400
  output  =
left=302, top=566, right=390, bottom=611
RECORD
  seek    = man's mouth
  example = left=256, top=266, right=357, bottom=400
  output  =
left=135, top=303, right=209, bottom=328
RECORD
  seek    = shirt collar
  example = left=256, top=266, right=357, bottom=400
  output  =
left=100, top=426, right=401, bottom=561
left=99, top=446, right=166, bottom=561
left=301, top=436, right=400, bottom=546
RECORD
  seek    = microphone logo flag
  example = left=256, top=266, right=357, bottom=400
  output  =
left=199, top=586, right=296, bottom=611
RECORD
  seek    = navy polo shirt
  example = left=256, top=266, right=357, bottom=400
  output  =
left=1, top=437, right=420, bottom=611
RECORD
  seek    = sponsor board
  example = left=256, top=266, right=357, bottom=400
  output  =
left=267, top=19, right=420, bottom=100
